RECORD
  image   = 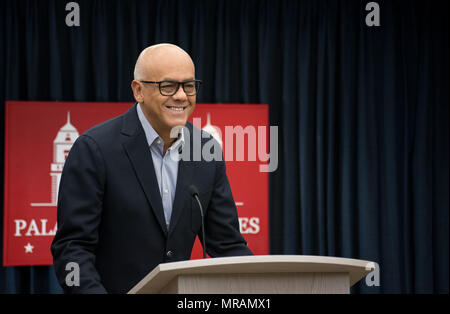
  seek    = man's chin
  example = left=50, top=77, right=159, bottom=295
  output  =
left=167, top=120, right=187, bottom=131
left=169, top=118, right=187, bottom=127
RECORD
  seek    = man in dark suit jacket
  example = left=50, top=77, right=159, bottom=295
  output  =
left=51, top=44, right=252, bottom=294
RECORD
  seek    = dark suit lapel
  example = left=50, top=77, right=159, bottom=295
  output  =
left=121, top=104, right=168, bottom=236
left=168, top=157, right=193, bottom=235
left=168, top=123, right=195, bottom=235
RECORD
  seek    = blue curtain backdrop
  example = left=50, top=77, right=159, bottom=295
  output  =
left=0, top=0, right=448, bottom=293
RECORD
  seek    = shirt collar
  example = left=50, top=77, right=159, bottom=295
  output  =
left=136, top=103, right=185, bottom=151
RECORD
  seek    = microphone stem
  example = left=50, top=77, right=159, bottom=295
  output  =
left=194, top=194, right=206, bottom=259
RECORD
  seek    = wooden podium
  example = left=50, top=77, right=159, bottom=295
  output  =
left=128, top=255, right=375, bottom=294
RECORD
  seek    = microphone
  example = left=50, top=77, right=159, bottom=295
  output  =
left=189, top=185, right=206, bottom=259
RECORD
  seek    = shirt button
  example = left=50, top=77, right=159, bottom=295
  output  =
left=166, top=251, right=173, bottom=258
left=164, top=189, right=169, bottom=194
left=156, top=139, right=161, bottom=144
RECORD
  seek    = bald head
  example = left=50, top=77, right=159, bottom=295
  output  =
left=133, top=43, right=195, bottom=81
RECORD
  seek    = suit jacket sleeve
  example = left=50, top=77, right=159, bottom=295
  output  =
left=202, top=157, right=253, bottom=257
left=50, top=135, right=107, bottom=294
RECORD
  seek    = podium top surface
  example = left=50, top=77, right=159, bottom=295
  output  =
left=128, top=255, right=376, bottom=294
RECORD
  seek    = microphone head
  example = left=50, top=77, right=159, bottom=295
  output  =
left=189, top=185, right=199, bottom=197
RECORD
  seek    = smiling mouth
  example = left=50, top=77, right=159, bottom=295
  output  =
left=166, top=106, right=187, bottom=112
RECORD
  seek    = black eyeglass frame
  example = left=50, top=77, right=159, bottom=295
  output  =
left=139, top=79, right=202, bottom=96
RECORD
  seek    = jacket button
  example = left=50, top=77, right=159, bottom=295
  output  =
left=166, top=251, right=173, bottom=258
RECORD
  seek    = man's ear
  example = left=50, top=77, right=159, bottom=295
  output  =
left=131, top=80, right=144, bottom=103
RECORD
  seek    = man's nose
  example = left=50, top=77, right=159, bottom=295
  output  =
left=172, top=84, right=188, bottom=100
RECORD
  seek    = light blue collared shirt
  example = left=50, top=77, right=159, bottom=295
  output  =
left=136, top=104, right=185, bottom=228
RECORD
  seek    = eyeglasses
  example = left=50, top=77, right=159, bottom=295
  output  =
left=139, top=79, right=202, bottom=96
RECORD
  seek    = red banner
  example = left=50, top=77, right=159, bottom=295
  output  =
left=3, top=101, right=269, bottom=266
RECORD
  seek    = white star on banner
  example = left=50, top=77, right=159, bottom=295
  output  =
left=24, top=243, right=34, bottom=253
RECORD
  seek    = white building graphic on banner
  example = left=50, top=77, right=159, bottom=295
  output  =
left=31, top=112, right=79, bottom=207
left=201, top=112, right=223, bottom=148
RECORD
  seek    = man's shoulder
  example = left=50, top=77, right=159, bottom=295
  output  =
left=185, top=121, right=218, bottom=145
left=82, top=107, right=132, bottom=142
left=84, top=115, right=122, bottom=138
